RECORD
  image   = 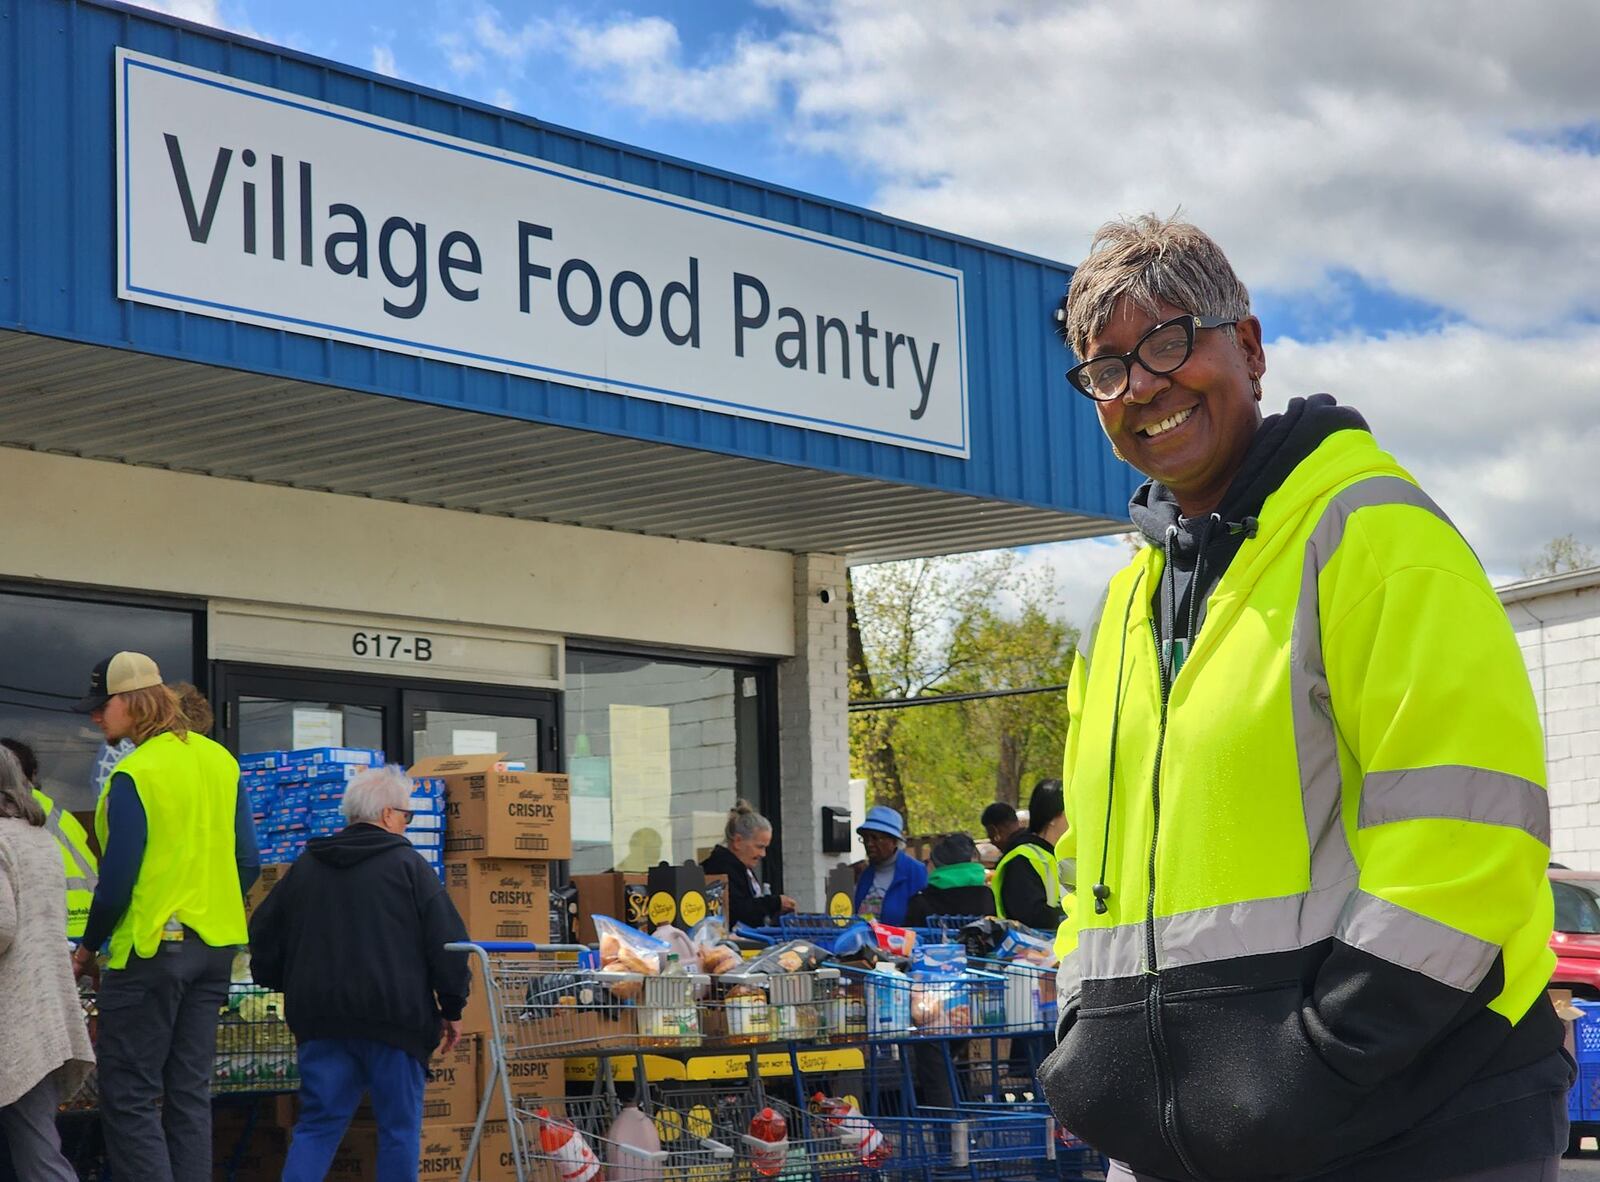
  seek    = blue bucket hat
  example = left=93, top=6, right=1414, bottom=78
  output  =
left=857, top=805, right=905, bottom=840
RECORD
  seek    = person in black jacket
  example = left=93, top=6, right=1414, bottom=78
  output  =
left=904, top=833, right=994, bottom=926
left=249, top=764, right=469, bottom=1182
left=701, top=800, right=795, bottom=928
left=994, top=781, right=1067, bottom=931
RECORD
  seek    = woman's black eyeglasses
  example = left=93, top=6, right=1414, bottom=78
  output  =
left=1066, top=314, right=1237, bottom=402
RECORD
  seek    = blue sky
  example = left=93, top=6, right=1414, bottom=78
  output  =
left=155, top=0, right=1600, bottom=613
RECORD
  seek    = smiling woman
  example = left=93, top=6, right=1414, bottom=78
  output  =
left=1038, top=215, right=1567, bottom=1182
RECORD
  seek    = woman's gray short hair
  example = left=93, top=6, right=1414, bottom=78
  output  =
left=725, top=798, right=772, bottom=843
left=1062, top=213, right=1251, bottom=360
left=0, top=745, right=44, bottom=826
left=341, top=764, right=414, bottom=825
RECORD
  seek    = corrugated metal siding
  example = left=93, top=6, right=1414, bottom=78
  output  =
left=0, top=0, right=1137, bottom=523
left=0, top=331, right=1123, bottom=561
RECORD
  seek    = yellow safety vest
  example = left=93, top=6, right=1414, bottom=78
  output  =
left=991, top=840, right=1060, bottom=922
left=34, top=788, right=98, bottom=940
left=94, top=731, right=248, bottom=969
left=1052, top=427, right=1552, bottom=1026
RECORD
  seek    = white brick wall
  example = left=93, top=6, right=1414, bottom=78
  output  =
left=1505, top=580, right=1600, bottom=868
left=776, top=554, right=852, bottom=906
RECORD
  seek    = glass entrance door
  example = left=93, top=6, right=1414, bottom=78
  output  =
left=404, top=688, right=557, bottom=771
left=215, top=664, right=559, bottom=770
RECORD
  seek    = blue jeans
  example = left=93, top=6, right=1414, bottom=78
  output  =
left=282, top=1038, right=425, bottom=1182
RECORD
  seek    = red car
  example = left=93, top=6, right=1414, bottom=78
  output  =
left=1550, top=869, right=1600, bottom=998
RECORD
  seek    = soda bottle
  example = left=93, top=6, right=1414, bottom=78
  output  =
left=537, top=1108, right=603, bottom=1182
left=811, top=1094, right=890, bottom=1167
left=746, top=1106, right=789, bottom=1176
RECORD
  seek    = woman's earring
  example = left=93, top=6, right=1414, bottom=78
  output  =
left=1251, top=376, right=1263, bottom=402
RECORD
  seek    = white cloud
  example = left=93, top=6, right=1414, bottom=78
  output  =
left=538, top=0, right=1600, bottom=581
left=1266, top=325, right=1600, bottom=579
left=1012, top=537, right=1134, bottom=630
left=541, top=1, right=1600, bottom=327
left=126, top=0, right=257, bottom=38
left=370, top=44, right=398, bottom=77
left=437, top=31, right=484, bottom=78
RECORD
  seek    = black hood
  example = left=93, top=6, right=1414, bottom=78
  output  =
left=306, top=823, right=412, bottom=868
left=1128, top=393, right=1369, bottom=558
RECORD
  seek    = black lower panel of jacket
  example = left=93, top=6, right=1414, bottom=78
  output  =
left=1039, top=942, right=1569, bottom=1181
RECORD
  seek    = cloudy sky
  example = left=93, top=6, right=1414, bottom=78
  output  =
left=146, top=0, right=1600, bottom=624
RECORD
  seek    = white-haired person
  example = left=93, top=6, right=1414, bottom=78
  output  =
left=249, top=765, right=470, bottom=1182
left=0, top=746, right=94, bottom=1182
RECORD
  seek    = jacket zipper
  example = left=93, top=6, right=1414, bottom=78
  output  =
left=1147, top=618, right=1206, bottom=1181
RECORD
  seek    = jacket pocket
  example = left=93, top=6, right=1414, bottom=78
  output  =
left=1161, top=980, right=1366, bottom=1180
left=1039, top=998, right=1183, bottom=1178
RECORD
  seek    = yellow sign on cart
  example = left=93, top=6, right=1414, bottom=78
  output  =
left=564, top=1055, right=687, bottom=1083
left=685, top=1049, right=865, bottom=1080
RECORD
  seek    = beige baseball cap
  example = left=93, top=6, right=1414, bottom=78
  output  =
left=74, top=651, right=164, bottom=712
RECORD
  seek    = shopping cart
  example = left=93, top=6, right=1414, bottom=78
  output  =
left=65, top=982, right=299, bottom=1110
left=835, top=964, right=1008, bottom=1043
left=650, top=1080, right=1059, bottom=1182
left=452, top=940, right=730, bottom=1181
left=524, top=1089, right=737, bottom=1181
left=702, top=968, right=843, bottom=1049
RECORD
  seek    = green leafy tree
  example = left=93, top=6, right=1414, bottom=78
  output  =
left=1522, top=534, right=1599, bottom=578
left=848, top=554, right=1077, bottom=836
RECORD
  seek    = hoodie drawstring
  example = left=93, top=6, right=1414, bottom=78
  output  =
left=1091, top=513, right=1258, bottom=918
left=1092, top=569, right=1145, bottom=915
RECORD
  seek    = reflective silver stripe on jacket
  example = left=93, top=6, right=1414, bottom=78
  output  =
left=1359, top=766, right=1550, bottom=845
left=1057, top=947, right=1083, bottom=1014
left=1079, top=476, right=1497, bottom=993
left=42, top=804, right=99, bottom=890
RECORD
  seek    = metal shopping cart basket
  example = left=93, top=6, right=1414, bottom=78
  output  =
left=451, top=941, right=721, bottom=1181
left=702, top=968, right=843, bottom=1049
left=650, top=1081, right=1059, bottom=1182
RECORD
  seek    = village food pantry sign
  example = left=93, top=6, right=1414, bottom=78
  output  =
left=115, top=50, right=970, bottom=457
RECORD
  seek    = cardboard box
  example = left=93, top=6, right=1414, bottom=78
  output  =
left=410, top=754, right=572, bottom=860
left=458, top=950, right=538, bottom=1036
left=355, top=1037, right=479, bottom=1126
left=480, top=1051, right=565, bottom=1123
left=212, top=1121, right=286, bottom=1182
left=571, top=872, right=648, bottom=943
left=476, top=1118, right=512, bottom=1182
left=445, top=859, right=553, bottom=942
left=645, top=861, right=708, bottom=932
left=243, top=863, right=292, bottom=921
left=331, top=1122, right=475, bottom=1182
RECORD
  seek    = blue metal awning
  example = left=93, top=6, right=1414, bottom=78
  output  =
left=0, top=0, right=1136, bottom=559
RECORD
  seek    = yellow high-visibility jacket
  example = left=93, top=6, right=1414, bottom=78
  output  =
left=33, top=788, right=98, bottom=939
left=1039, top=426, right=1564, bottom=1181
left=94, top=731, right=247, bottom=969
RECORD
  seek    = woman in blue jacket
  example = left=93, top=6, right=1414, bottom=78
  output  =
left=851, top=806, right=927, bottom=926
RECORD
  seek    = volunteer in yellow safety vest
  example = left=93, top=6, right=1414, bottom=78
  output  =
left=1037, top=215, right=1565, bottom=1182
left=991, top=779, right=1068, bottom=930
left=1, top=737, right=99, bottom=940
left=68, top=651, right=259, bottom=1182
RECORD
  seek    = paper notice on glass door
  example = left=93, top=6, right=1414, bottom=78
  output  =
left=609, top=704, right=671, bottom=871
left=451, top=729, right=500, bottom=756
left=292, top=708, right=343, bottom=749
